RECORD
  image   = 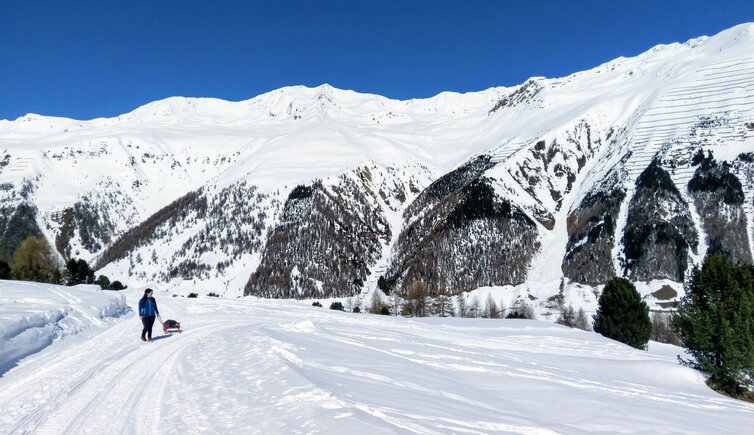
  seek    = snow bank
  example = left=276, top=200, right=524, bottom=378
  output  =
left=0, top=280, right=128, bottom=374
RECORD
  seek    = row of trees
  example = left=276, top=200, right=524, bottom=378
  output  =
left=0, top=236, right=126, bottom=290
left=368, top=281, right=539, bottom=319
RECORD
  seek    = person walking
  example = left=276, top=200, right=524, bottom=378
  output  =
left=139, top=288, right=160, bottom=342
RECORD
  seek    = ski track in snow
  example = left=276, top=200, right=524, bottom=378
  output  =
left=2, top=288, right=754, bottom=434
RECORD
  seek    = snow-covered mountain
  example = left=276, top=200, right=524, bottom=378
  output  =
left=2, top=23, right=754, bottom=313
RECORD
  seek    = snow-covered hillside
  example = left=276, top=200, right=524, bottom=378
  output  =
left=0, top=284, right=752, bottom=434
left=1, top=23, right=754, bottom=307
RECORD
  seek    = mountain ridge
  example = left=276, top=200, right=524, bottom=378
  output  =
left=1, top=23, right=753, bottom=317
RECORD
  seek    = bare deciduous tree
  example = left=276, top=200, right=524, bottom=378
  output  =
left=433, top=284, right=454, bottom=317
left=485, top=293, right=500, bottom=318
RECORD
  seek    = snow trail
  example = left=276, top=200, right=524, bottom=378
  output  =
left=3, top=286, right=754, bottom=434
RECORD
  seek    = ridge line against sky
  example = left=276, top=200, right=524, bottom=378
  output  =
left=1, top=0, right=754, bottom=121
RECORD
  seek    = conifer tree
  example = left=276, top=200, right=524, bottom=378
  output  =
left=506, top=302, right=535, bottom=319
left=96, top=275, right=111, bottom=290
left=0, top=260, right=11, bottom=279
left=593, top=277, right=651, bottom=349
left=672, top=254, right=754, bottom=396
left=65, top=258, right=95, bottom=285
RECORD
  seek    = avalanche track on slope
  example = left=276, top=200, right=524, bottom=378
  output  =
left=1, top=288, right=753, bottom=434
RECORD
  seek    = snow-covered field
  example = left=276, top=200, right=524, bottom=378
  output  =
left=1, top=283, right=752, bottom=434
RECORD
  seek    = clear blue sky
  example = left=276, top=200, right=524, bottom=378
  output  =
left=1, top=0, right=753, bottom=120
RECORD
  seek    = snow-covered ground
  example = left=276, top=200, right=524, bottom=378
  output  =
left=1, top=283, right=752, bottom=434
left=0, top=280, right=128, bottom=376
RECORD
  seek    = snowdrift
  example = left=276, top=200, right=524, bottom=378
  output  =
left=0, top=280, right=128, bottom=374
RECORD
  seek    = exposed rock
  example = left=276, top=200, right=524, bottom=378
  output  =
left=623, top=161, right=698, bottom=281
left=688, top=152, right=752, bottom=265
left=511, top=120, right=608, bottom=230
left=651, top=285, right=678, bottom=300
left=488, top=79, right=544, bottom=114
left=562, top=169, right=626, bottom=284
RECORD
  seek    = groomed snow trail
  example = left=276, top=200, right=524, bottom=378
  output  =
left=1, top=289, right=754, bottom=434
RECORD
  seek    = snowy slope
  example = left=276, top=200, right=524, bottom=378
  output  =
left=0, top=285, right=753, bottom=434
left=0, top=280, right=128, bottom=375
left=1, top=23, right=753, bottom=301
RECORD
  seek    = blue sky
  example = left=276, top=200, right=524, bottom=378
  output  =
left=1, top=0, right=753, bottom=120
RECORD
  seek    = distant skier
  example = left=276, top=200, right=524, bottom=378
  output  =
left=139, top=288, right=160, bottom=342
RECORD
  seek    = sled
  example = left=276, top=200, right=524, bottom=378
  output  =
left=161, top=318, right=182, bottom=334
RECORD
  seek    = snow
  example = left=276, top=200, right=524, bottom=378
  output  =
left=1, top=284, right=753, bottom=434
left=2, top=24, right=754, bottom=431
left=0, top=280, right=128, bottom=375
left=1, top=23, right=754, bottom=298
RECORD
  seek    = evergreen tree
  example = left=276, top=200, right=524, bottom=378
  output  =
left=110, top=280, right=126, bottom=290
left=65, top=258, right=95, bottom=285
left=0, top=260, right=11, bottom=279
left=506, top=302, right=535, bottom=319
left=593, top=277, right=651, bottom=350
left=672, top=254, right=754, bottom=396
left=11, top=236, right=58, bottom=283
left=96, top=275, right=111, bottom=290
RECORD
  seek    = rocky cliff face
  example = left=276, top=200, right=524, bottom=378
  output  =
left=688, top=152, right=752, bottom=265
left=623, top=161, right=698, bottom=282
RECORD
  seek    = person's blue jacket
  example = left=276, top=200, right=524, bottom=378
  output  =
left=139, top=297, right=159, bottom=317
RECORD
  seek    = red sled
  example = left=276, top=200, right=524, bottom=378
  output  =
left=162, top=319, right=182, bottom=334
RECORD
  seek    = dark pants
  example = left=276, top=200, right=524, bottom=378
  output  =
left=141, top=316, right=156, bottom=340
